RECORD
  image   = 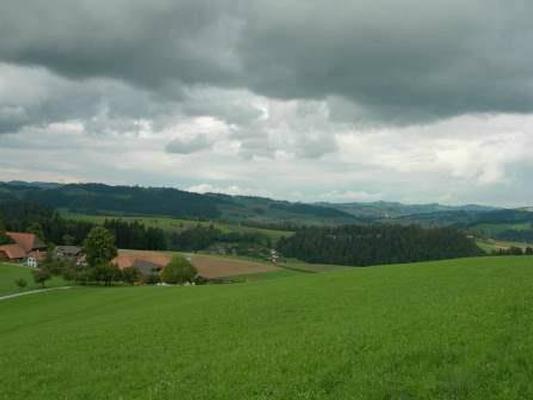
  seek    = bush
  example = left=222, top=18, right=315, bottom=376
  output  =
left=32, top=268, right=51, bottom=288
left=121, top=267, right=141, bottom=285
left=14, top=278, right=27, bottom=289
left=91, top=263, right=122, bottom=286
left=42, top=254, right=74, bottom=276
left=143, top=273, right=161, bottom=285
left=160, top=255, right=197, bottom=284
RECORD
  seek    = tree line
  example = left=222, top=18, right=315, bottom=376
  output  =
left=0, top=201, right=167, bottom=250
left=277, top=224, right=484, bottom=266
left=168, top=224, right=272, bottom=252
left=494, top=228, right=533, bottom=244
left=491, top=246, right=533, bottom=256
left=0, top=201, right=274, bottom=255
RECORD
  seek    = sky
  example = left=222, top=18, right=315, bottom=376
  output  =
left=1, top=0, right=533, bottom=206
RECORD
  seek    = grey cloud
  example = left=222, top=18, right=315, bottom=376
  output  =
left=240, top=0, right=533, bottom=123
left=178, top=88, right=264, bottom=126
left=0, top=63, right=182, bottom=135
left=294, top=132, right=338, bottom=159
left=166, top=134, right=213, bottom=154
left=0, top=105, right=29, bottom=133
left=0, top=0, right=243, bottom=89
left=2, top=1, right=533, bottom=123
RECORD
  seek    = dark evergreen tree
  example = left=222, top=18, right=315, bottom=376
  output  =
left=278, top=224, right=483, bottom=266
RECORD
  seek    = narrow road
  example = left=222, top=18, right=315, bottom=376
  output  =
left=0, top=286, right=72, bottom=301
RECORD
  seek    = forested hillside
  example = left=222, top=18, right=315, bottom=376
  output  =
left=0, top=201, right=94, bottom=245
left=2, top=181, right=518, bottom=228
left=0, top=182, right=358, bottom=225
left=323, top=201, right=497, bottom=219
left=2, top=181, right=532, bottom=250
left=0, top=201, right=279, bottom=255
left=465, top=209, right=533, bottom=244
left=278, top=224, right=483, bottom=266
left=0, top=183, right=221, bottom=219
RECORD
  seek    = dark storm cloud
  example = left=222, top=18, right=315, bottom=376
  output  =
left=2, top=0, right=533, bottom=124
left=239, top=0, right=533, bottom=122
left=0, top=0, right=243, bottom=88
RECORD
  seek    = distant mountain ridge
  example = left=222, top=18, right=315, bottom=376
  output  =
left=318, top=200, right=499, bottom=219
left=0, top=181, right=360, bottom=226
left=0, top=181, right=517, bottom=228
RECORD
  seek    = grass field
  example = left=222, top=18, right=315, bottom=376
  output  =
left=476, top=237, right=533, bottom=253
left=2, top=256, right=533, bottom=399
left=62, top=212, right=293, bottom=241
left=0, top=263, right=66, bottom=296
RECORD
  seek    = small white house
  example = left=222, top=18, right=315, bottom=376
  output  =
left=26, top=256, right=38, bottom=268
left=270, top=249, right=280, bottom=264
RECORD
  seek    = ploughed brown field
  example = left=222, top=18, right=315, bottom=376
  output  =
left=188, top=254, right=280, bottom=278
left=115, top=249, right=279, bottom=279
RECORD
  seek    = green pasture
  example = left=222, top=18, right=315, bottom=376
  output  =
left=62, top=211, right=293, bottom=241
left=0, top=263, right=66, bottom=296
left=2, top=256, right=533, bottom=398
left=476, top=238, right=533, bottom=253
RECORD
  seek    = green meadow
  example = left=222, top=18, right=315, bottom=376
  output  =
left=0, top=263, right=66, bottom=296
left=62, top=212, right=293, bottom=241
left=1, top=256, right=533, bottom=399
left=475, top=237, right=533, bottom=253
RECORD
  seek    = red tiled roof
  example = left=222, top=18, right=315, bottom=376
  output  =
left=0, top=244, right=27, bottom=260
left=6, top=232, right=46, bottom=253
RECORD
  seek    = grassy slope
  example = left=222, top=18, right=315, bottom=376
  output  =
left=63, top=212, right=293, bottom=241
left=0, top=263, right=66, bottom=296
left=476, top=237, right=533, bottom=253
left=2, top=256, right=533, bottom=399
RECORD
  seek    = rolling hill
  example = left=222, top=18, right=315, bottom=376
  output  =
left=0, top=182, right=360, bottom=226
left=3, top=181, right=532, bottom=240
left=1, top=256, right=533, bottom=399
left=321, top=200, right=498, bottom=219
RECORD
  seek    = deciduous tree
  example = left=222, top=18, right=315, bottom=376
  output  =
left=83, top=227, right=118, bottom=267
left=32, top=268, right=51, bottom=288
left=160, top=255, right=197, bottom=284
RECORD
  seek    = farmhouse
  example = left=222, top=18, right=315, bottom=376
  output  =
left=55, top=245, right=83, bottom=259
left=0, top=232, right=47, bottom=267
left=0, top=244, right=26, bottom=262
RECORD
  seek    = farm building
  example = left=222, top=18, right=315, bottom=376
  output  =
left=55, top=245, right=83, bottom=259
left=0, top=232, right=47, bottom=267
left=54, top=245, right=87, bottom=266
left=0, top=244, right=27, bottom=261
